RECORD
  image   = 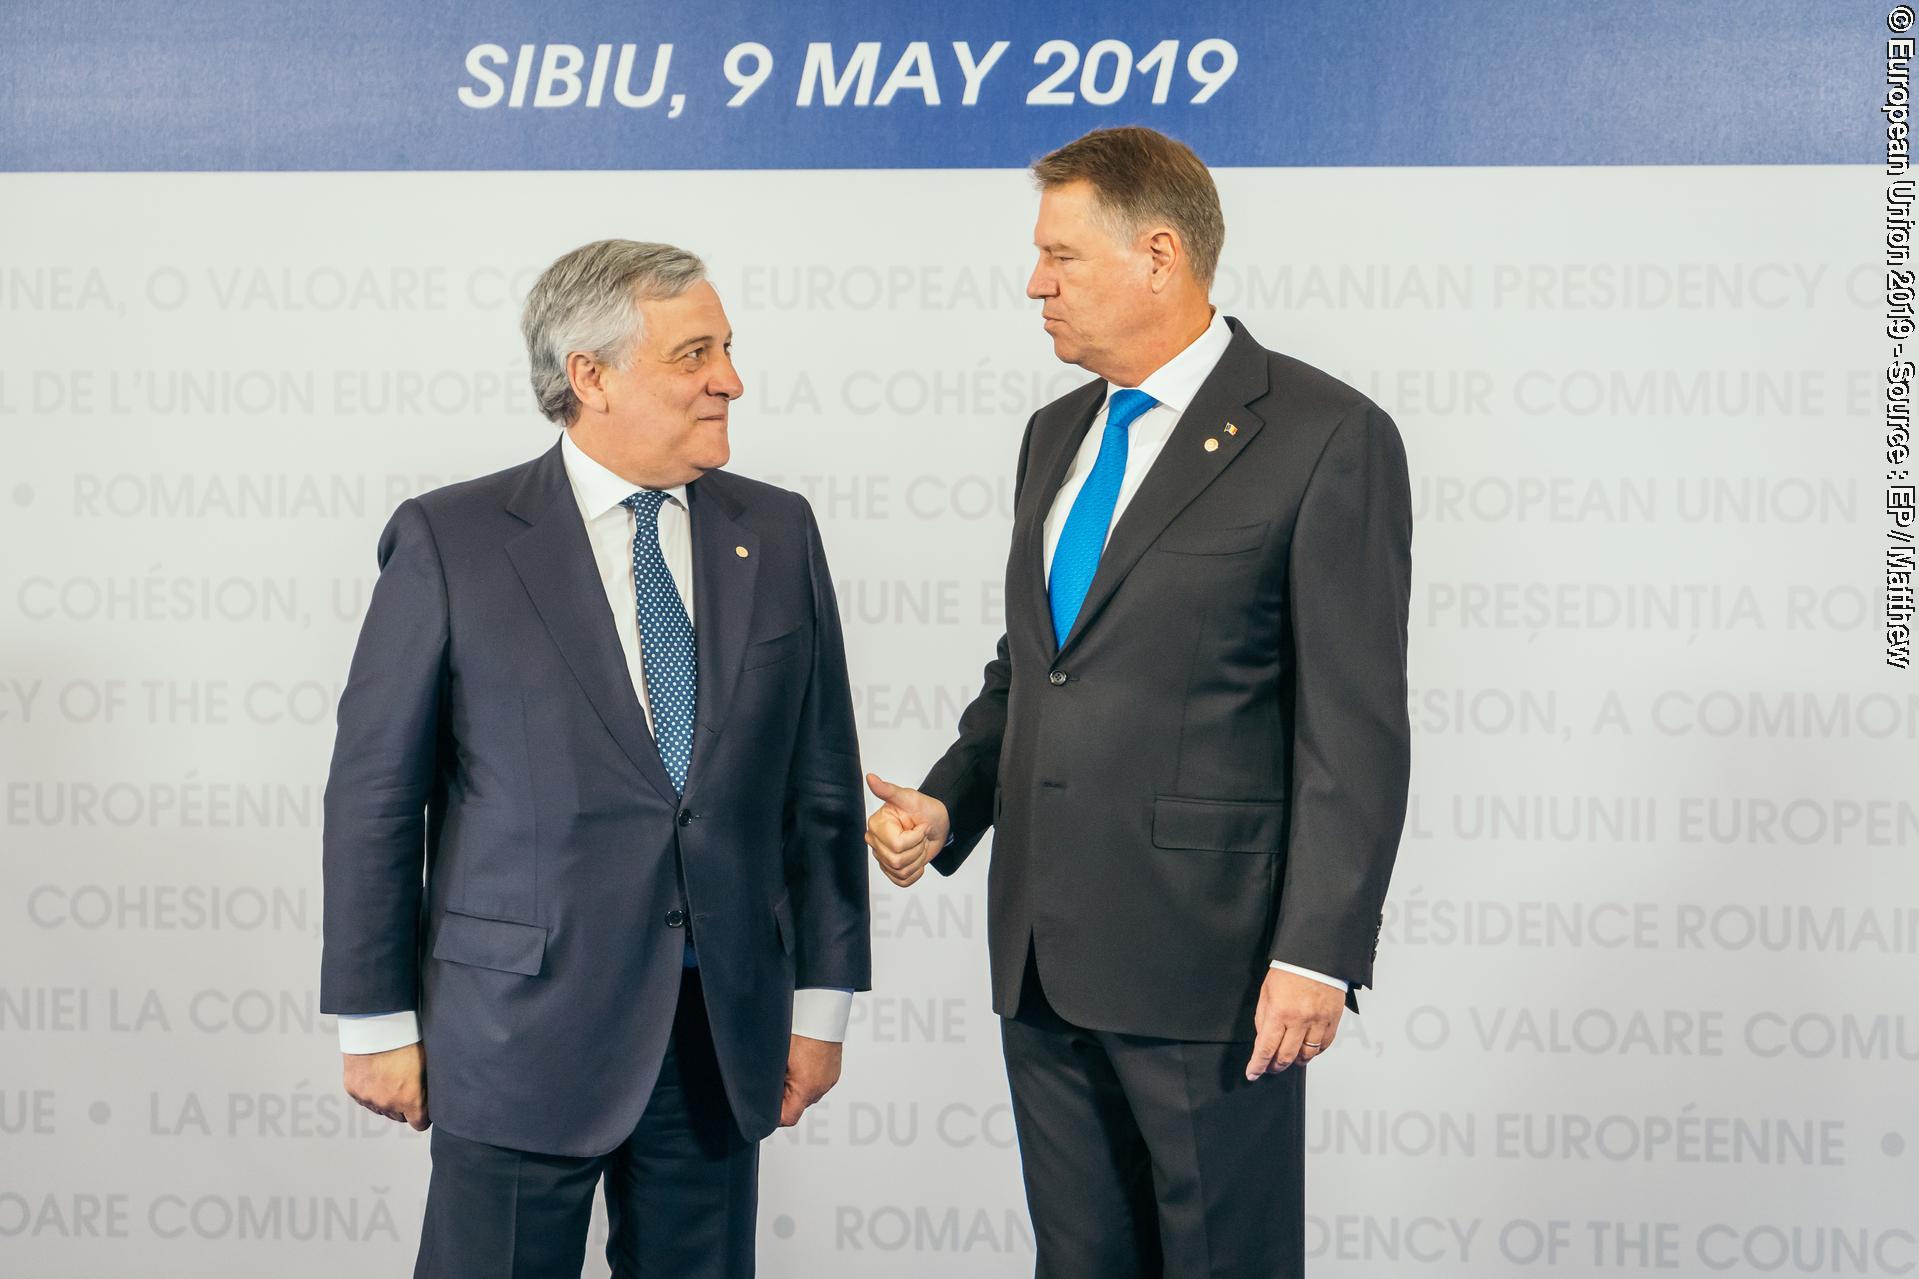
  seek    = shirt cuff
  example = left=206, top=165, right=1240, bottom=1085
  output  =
left=791, top=988, right=854, bottom=1042
left=336, top=1010, right=421, bottom=1054
left=1269, top=960, right=1349, bottom=993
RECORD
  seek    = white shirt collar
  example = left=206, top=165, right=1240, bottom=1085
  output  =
left=1107, top=310, right=1233, bottom=416
left=559, top=428, right=690, bottom=522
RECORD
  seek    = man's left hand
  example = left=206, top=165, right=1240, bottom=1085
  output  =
left=781, top=1034, right=843, bottom=1126
left=1245, top=967, right=1344, bottom=1080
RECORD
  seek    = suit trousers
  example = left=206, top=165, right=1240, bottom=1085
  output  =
left=999, top=948, right=1306, bottom=1279
left=413, top=968, right=758, bottom=1279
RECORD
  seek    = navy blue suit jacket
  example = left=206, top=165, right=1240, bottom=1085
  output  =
left=320, top=440, right=870, bottom=1155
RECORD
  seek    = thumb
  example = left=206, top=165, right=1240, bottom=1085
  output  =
left=866, top=772, right=908, bottom=804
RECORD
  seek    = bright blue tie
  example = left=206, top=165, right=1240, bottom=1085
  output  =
left=1049, top=388, right=1157, bottom=645
left=622, top=490, right=698, bottom=793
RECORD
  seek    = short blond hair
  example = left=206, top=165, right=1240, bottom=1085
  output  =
left=1032, top=127, right=1225, bottom=287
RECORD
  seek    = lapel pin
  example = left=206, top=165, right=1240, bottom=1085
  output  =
left=1225, top=423, right=1239, bottom=436
left=1204, top=438, right=1219, bottom=453
left=735, top=545, right=750, bottom=558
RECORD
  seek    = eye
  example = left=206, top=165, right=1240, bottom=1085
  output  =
left=681, top=346, right=707, bottom=366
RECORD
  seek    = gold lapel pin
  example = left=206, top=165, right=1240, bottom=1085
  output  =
left=1203, top=438, right=1219, bottom=453
left=1225, top=423, right=1239, bottom=436
left=735, top=545, right=750, bottom=558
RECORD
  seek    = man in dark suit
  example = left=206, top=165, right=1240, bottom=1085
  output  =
left=321, top=239, right=870, bottom=1278
left=866, top=128, right=1412, bottom=1277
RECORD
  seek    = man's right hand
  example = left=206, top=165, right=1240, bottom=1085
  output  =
left=865, top=774, right=951, bottom=888
left=343, top=1042, right=430, bottom=1131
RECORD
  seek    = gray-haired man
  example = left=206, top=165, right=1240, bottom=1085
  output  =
left=321, top=240, right=870, bottom=1277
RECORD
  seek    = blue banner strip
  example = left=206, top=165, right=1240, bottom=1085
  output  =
left=0, top=0, right=1885, bottom=171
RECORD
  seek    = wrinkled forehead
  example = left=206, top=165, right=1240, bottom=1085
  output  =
left=636, top=281, right=732, bottom=351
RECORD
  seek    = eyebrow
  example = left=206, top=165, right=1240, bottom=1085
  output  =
left=665, top=331, right=732, bottom=357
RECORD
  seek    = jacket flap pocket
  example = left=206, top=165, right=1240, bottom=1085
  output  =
left=1154, top=520, right=1269, bottom=557
left=432, top=910, right=547, bottom=976
left=772, top=891, right=795, bottom=955
left=743, top=627, right=803, bottom=670
left=1152, top=795, right=1287, bottom=852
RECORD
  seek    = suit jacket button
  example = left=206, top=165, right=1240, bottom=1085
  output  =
left=665, top=909, right=686, bottom=927
left=1048, top=670, right=1068, bottom=686
left=678, top=810, right=695, bottom=826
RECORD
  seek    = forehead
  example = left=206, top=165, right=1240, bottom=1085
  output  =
left=1034, top=181, right=1111, bottom=246
left=637, top=280, right=729, bottom=341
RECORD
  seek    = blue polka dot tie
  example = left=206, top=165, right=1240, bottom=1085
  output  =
left=621, top=490, right=698, bottom=794
left=1049, top=388, right=1158, bottom=646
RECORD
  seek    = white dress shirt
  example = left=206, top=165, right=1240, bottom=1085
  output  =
left=1041, top=311, right=1348, bottom=997
left=337, top=431, right=853, bottom=1053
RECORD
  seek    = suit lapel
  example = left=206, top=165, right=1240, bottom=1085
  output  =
left=685, top=475, right=758, bottom=794
left=1053, top=322, right=1272, bottom=659
left=505, top=441, right=679, bottom=804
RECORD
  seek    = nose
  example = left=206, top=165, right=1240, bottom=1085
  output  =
left=1026, top=257, right=1055, bottom=301
left=710, top=349, right=744, bottom=401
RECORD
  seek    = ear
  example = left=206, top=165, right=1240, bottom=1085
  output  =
left=1144, top=227, right=1181, bottom=294
left=566, top=350, right=609, bottom=417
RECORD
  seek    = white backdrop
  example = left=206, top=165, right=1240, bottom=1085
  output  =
left=3, top=164, right=1913, bottom=1276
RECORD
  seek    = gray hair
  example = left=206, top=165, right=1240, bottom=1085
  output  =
left=520, top=239, right=708, bottom=425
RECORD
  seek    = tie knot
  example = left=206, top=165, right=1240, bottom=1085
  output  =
left=622, top=489, right=670, bottom=523
left=1105, top=388, right=1157, bottom=432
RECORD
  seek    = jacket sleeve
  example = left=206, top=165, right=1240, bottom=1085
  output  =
left=319, top=498, right=449, bottom=1015
left=920, top=411, right=1039, bottom=876
left=1267, top=401, right=1413, bottom=992
left=782, top=496, right=872, bottom=991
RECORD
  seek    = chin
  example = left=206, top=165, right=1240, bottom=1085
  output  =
left=690, top=421, right=729, bottom=469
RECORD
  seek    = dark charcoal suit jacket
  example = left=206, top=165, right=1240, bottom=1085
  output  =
left=921, top=317, right=1411, bottom=1040
left=320, top=441, right=870, bottom=1155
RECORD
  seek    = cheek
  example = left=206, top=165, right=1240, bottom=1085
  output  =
left=673, top=375, right=708, bottom=414
left=1064, top=279, right=1112, bottom=326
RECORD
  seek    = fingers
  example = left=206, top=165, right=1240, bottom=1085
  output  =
left=865, top=773, right=906, bottom=804
left=1268, top=1019, right=1309, bottom=1073
left=867, top=808, right=922, bottom=855
left=868, top=855, right=926, bottom=888
left=780, top=1076, right=832, bottom=1127
left=864, top=827, right=931, bottom=885
left=346, top=1080, right=426, bottom=1127
left=1244, top=1016, right=1283, bottom=1080
left=1299, top=1021, right=1337, bottom=1063
left=355, top=1095, right=407, bottom=1124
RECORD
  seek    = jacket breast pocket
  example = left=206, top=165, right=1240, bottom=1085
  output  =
left=1152, top=520, right=1269, bottom=557
left=742, top=627, right=803, bottom=671
left=1151, top=795, right=1287, bottom=853
left=431, top=909, right=548, bottom=976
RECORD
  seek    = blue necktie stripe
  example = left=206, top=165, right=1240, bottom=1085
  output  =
left=1049, top=388, right=1157, bottom=645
